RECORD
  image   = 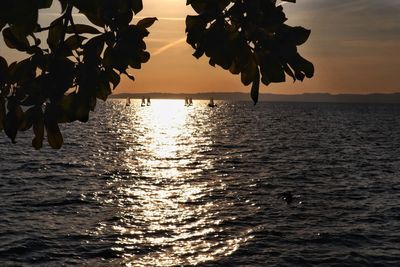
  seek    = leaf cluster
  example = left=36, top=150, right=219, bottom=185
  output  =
left=0, top=0, right=314, bottom=149
left=185, top=0, right=314, bottom=103
left=0, top=0, right=156, bottom=149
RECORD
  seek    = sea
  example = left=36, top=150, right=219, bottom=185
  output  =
left=1, top=100, right=400, bottom=266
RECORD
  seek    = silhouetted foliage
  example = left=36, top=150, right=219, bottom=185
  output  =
left=0, top=0, right=313, bottom=149
left=186, top=0, right=314, bottom=103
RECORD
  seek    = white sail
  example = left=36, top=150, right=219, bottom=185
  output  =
left=126, top=97, right=131, bottom=106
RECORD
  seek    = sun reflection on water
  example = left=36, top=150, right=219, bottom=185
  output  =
left=97, top=99, right=253, bottom=266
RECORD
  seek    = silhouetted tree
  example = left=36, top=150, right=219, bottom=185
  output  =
left=0, top=0, right=313, bottom=149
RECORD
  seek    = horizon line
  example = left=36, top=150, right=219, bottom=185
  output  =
left=112, top=92, right=400, bottom=96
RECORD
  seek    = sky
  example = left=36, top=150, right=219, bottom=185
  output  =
left=1, top=0, right=400, bottom=94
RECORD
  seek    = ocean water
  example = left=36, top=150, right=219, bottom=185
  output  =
left=1, top=100, right=400, bottom=266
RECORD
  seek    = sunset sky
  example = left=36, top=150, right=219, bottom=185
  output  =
left=2, top=0, right=400, bottom=94
left=131, top=0, right=400, bottom=95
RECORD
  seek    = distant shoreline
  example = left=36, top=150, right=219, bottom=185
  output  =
left=111, top=92, right=400, bottom=103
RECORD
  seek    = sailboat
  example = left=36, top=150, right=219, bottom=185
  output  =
left=185, top=97, right=189, bottom=106
left=208, top=97, right=217, bottom=107
left=125, top=97, right=131, bottom=106
left=146, top=96, right=151, bottom=106
left=141, top=96, right=146, bottom=107
left=188, top=98, right=193, bottom=106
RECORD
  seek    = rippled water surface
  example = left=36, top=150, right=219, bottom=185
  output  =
left=1, top=100, right=400, bottom=266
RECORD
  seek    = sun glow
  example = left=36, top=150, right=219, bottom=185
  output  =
left=93, top=99, right=254, bottom=266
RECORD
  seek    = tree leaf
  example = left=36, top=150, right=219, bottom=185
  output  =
left=19, top=107, right=35, bottom=131
left=4, top=100, right=24, bottom=143
left=66, top=24, right=101, bottom=34
left=44, top=105, right=63, bottom=149
left=123, top=71, right=135, bottom=81
left=83, top=12, right=105, bottom=28
left=45, top=121, right=63, bottom=149
left=299, top=57, right=314, bottom=78
left=241, top=57, right=257, bottom=86
left=187, top=0, right=207, bottom=14
left=64, top=35, right=86, bottom=50
left=32, top=107, right=44, bottom=150
left=107, top=69, right=120, bottom=89
left=279, top=25, right=311, bottom=46
left=71, top=0, right=98, bottom=13
left=2, top=27, right=30, bottom=51
left=251, top=68, right=260, bottom=105
left=288, top=53, right=314, bottom=79
left=47, top=17, right=64, bottom=50
left=96, top=80, right=111, bottom=101
left=131, top=0, right=143, bottom=14
left=291, top=26, right=311, bottom=46
left=0, top=56, right=8, bottom=84
left=9, top=58, right=36, bottom=84
left=37, top=0, right=53, bottom=9
left=137, top=17, right=158, bottom=28
left=260, top=56, right=285, bottom=85
left=83, top=34, right=105, bottom=59
left=9, top=2, right=38, bottom=35
left=4, top=111, right=19, bottom=143
left=139, top=51, right=150, bottom=63
left=0, top=20, right=5, bottom=32
left=0, top=97, right=5, bottom=131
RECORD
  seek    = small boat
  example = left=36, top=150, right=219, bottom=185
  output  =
left=188, top=98, right=193, bottom=106
left=125, top=97, right=131, bottom=106
left=141, top=96, right=146, bottom=107
left=146, top=96, right=151, bottom=106
left=185, top=97, right=189, bottom=106
left=208, top=97, right=217, bottom=107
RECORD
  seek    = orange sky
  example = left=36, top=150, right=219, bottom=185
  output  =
left=1, top=0, right=400, bottom=94
left=125, top=0, right=400, bottom=95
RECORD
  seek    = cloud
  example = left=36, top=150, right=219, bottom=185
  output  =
left=152, top=37, right=186, bottom=56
